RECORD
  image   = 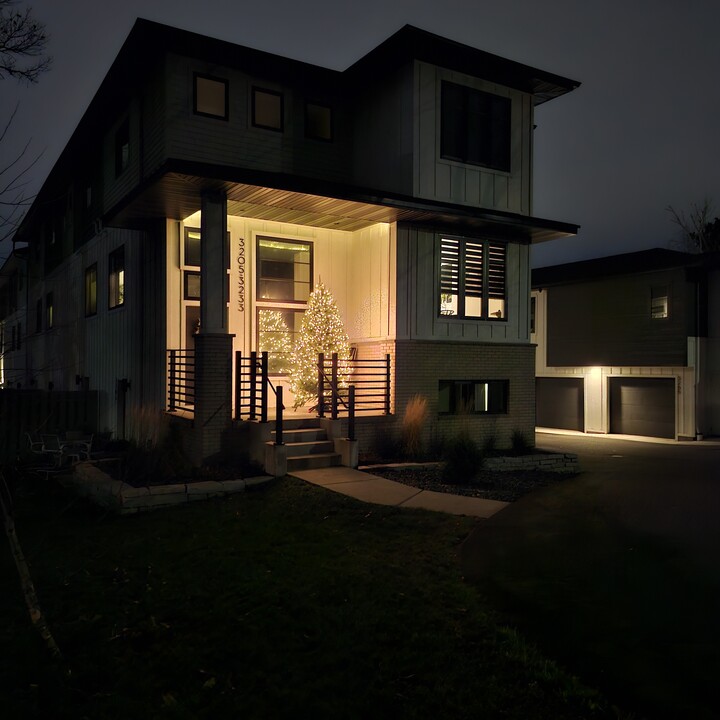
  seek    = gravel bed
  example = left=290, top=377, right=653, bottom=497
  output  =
left=364, top=463, right=576, bottom=503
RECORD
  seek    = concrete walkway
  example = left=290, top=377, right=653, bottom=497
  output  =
left=289, top=466, right=508, bottom=518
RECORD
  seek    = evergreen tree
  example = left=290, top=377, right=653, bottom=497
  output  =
left=290, top=282, right=350, bottom=408
left=258, top=310, right=293, bottom=374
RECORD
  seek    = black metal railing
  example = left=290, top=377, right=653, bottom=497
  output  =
left=317, top=352, right=391, bottom=419
left=167, top=349, right=195, bottom=411
left=235, top=351, right=286, bottom=423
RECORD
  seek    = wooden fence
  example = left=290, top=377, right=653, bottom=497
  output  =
left=0, top=389, right=99, bottom=462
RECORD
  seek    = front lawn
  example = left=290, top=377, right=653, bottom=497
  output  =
left=1, top=474, right=622, bottom=719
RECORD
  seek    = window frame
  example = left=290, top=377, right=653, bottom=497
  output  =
left=438, top=379, right=509, bottom=415
left=193, top=73, right=229, bottom=121
left=650, top=285, right=669, bottom=319
left=85, top=263, right=98, bottom=317
left=440, top=80, right=511, bottom=172
left=184, top=271, right=201, bottom=301
left=439, top=236, right=507, bottom=321
left=256, top=306, right=306, bottom=376
left=305, top=101, right=333, bottom=142
left=256, top=236, right=313, bottom=305
left=108, top=246, right=125, bottom=310
left=252, top=87, right=284, bottom=132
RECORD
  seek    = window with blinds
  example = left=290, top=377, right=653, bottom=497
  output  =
left=439, top=237, right=506, bottom=319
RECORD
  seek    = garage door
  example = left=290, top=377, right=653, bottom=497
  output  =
left=536, top=377, right=584, bottom=431
left=609, top=377, right=675, bottom=439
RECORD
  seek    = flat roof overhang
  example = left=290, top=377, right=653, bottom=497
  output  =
left=109, top=161, right=578, bottom=244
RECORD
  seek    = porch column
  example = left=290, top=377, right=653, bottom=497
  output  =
left=193, top=190, right=233, bottom=464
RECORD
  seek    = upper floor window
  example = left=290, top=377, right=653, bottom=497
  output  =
left=256, top=237, right=312, bottom=303
left=441, top=81, right=511, bottom=172
left=305, top=102, right=332, bottom=141
left=439, top=237, right=506, bottom=320
left=115, top=119, right=130, bottom=177
left=252, top=87, right=283, bottom=132
left=194, top=74, right=229, bottom=120
left=85, top=263, right=97, bottom=316
left=651, top=285, right=669, bottom=319
left=108, top=246, right=125, bottom=309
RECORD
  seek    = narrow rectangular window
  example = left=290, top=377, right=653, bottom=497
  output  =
left=439, top=237, right=506, bottom=320
left=651, top=285, right=668, bottom=319
left=184, top=228, right=202, bottom=267
left=194, top=74, right=228, bottom=120
left=109, top=246, right=125, bottom=309
left=252, top=87, right=283, bottom=131
left=305, top=102, right=332, bottom=141
left=115, top=118, right=130, bottom=177
left=85, top=263, right=97, bottom=316
left=184, top=271, right=201, bottom=300
left=46, top=292, right=54, bottom=329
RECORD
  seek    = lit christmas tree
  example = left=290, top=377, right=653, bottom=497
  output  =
left=290, top=282, right=351, bottom=408
left=258, top=310, right=293, bottom=375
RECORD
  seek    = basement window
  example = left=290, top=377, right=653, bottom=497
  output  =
left=438, top=380, right=509, bottom=415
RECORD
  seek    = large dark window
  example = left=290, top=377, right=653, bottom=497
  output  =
left=439, top=237, right=506, bottom=319
left=108, top=246, right=125, bottom=309
left=184, top=228, right=202, bottom=267
left=256, top=237, right=312, bottom=303
left=441, top=81, right=511, bottom=171
left=438, top=380, right=509, bottom=415
left=305, top=102, right=332, bottom=141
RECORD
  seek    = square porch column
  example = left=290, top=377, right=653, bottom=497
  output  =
left=192, top=191, right=233, bottom=465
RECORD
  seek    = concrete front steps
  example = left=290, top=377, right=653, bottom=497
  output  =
left=271, top=418, right=341, bottom=472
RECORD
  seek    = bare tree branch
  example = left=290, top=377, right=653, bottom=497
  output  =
left=0, top=0, right=51, bottom=83
left=667, top=198, right=720, bottom=254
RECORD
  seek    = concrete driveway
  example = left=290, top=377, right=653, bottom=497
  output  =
left=461, top=432, right=720, bottom=719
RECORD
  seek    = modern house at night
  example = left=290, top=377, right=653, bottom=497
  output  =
left=2, top=19, right=580, bottom=467
left=532, top=249, right=720, bottom=440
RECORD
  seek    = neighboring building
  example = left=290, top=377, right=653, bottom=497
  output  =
left=8, top=20, right=580, bottom=463
left=532, top=248, right=720, bottom=440
left=0, top=248, right=28, bottom=389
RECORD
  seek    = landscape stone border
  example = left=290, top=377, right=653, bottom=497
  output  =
left=484, top=453, right=578, bottom=473
left=62, top=462, right=273, bottom=514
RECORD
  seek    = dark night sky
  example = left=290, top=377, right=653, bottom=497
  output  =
left=2, top=0, right=719, bottom=267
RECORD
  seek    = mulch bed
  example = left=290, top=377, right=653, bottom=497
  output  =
left=364, top=463, right=576, bottom=503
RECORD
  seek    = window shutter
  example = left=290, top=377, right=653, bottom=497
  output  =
left=440, top=238, right=460, bottom=295
left=464, top=240, right=484, bottom=299
left=487, top=243, right=506, bottom=299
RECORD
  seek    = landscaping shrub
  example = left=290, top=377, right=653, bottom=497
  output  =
left=441, top=432, right=484, bottom=484
left=511, top=428, right=533, bottom=455
left=401, top=394, right=429, bottom=460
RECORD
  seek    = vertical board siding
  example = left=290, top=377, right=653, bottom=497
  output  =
left=165, top=54, right=351, bottom=186
left=414, top=61, right=532, bottom=214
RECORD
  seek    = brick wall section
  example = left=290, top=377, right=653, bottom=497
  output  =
left=192, top=333, right=234, bottom=464
left=339, top=339, right=536, bottom=454
left=395, top=339, right=535, bottom=448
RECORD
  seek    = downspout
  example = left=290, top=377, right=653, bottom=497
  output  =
left=695, top=274, right=703, bottom=440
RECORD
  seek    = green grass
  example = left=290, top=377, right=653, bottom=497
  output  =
left=1, top=475, right=622, bottom=719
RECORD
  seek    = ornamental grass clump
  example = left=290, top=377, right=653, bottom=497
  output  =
left=401, top=394, right=429, bottom=460
left=441, top=432, right=484, bottom=485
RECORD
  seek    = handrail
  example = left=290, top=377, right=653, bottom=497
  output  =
left=317, top=352, right=349, bottom=419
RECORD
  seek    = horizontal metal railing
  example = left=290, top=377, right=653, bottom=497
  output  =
left=167, top=349, right=195, bottom=411
left=318, top=352, right=391, bottom=418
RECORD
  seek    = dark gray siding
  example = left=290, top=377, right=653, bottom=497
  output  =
left=352, top=62, right=414, bottom=195
left=545, top=269, right=691, bottom=367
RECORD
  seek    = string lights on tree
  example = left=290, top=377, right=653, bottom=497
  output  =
left=258, top=309, right=293, bottom=375
left=290, top=282, right=350, bottom=408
